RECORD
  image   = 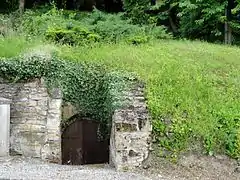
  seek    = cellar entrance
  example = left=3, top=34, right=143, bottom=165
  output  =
left=61, top=116, right=109, bottom=165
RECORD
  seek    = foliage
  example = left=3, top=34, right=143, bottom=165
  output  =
left=17, top=8, right=171, bottom=44
left=122, top=0, right=226, bottom=41
left=123, top=0, right=150, bottom=10
left=88, top=11, right=147, bottom=43
left=58, top=40, right=240, bottom=159
left=20, top=6, right=68, bottom=36
left=122, top=0, right=154, bottom=25
left=177, top=0, right=226, bottom=41
left=0, top=0, right=18, bottom=12
left=0, top=14, right=12, bottom=36
left=0, top=52, right=131, bottom=140
left=146, top=25, right=173, bottom=39
left=127, top=35, right=149, bottom=45
left=122, top=0, right=240, bottom=43
left=45, top=26, right=100, bottom=45
left=2, top=0, right=240, bottom=43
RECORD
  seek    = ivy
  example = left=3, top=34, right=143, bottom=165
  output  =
left=0, top=52, right=132, bottom=140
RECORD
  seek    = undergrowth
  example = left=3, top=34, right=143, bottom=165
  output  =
left=10, top=7, right=171, bottom=45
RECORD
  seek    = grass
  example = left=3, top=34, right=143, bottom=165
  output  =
left=0, top=32, right=239, bottom=158
left=57, top=40, right=240, bottom=158
left=0, top=35, right=43, bottom=58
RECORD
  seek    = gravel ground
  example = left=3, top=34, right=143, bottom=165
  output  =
left=0, top=157, right=157, bottom=180
left=2, top=154, right=237, bottom=180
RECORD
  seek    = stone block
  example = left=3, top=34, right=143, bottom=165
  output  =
left=115, top=123, right=138, bottom=132
left=0, top=104, right=10, bottom=156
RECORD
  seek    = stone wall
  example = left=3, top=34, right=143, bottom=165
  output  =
left=0, top=77, right=151, bottom=169
left=0, top=78, right=61, bottom=162
left=110, top=82, right=152, bottom=171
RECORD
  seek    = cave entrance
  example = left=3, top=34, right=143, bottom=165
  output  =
left=61, top=116, right=109, bottom=165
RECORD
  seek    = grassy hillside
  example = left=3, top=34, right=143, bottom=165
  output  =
left=58, top=40, right=240, bottom=159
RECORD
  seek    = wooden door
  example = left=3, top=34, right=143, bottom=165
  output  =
left=62, top=118, right=109, bottom=165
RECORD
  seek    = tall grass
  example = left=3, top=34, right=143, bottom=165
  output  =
left=58, top=40, right=240, bottom=158
left=0, top=12, right=43, bottom=58
left=0, top=36, right=43, bottom=58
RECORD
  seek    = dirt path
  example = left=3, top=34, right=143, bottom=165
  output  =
left=139, top=153, right=240, bottom=180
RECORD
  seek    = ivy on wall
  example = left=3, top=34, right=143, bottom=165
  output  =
left=0, top=52, right=132, bottom=140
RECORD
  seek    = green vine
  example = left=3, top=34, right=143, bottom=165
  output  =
left=0, top=52, right=132, bottom=140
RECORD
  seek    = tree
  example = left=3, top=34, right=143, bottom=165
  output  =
left=19, top=0, right=25, bottom=14
left=225, top=0, right=234, bottom=44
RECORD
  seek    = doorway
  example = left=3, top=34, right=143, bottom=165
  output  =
left=61, top=116, right=109, bottom=165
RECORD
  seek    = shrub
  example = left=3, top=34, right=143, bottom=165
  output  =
left=127, top=35, right=149, bottom=45
left=0, top=6, right=172, bottom=48
left=91, top=17, right=146, bottom=42
left=19, top=8, right=172, bottom=44
left=20, top=7, right=68, bottom=36
left=45, top=26, right=100, bottom=45
left=146, top=25, right=173, bottom=40
left=83, top=10, right=172, bottom=42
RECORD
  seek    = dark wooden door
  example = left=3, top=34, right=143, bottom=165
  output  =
left=82, top=120, right=109, bottom=164
left=62, top=118, right=109, bottom=165
left=62, top=120, right=83, bottom=165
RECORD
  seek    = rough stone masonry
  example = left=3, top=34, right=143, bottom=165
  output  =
left=0, top=78, right=61, bottom=163
left=0, top=77, right=151, bottom=171
left=110, top=82, right=152, bottom=171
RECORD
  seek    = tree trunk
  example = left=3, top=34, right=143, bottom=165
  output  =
left=19, top=0, right=25, bottom=14
left=225, top=21, right=232, bottom=44
left=169, top=15, right=177, bottom=34
left=225, top=7, right=232, bottom=44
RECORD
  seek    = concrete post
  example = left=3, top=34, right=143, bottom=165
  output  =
left=0, top=97, right=11, bottom=157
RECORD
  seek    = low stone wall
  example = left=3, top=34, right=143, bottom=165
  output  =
left=110, top=82, right=152, bottom=171
left=0, top=78, right=61, bottom=162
